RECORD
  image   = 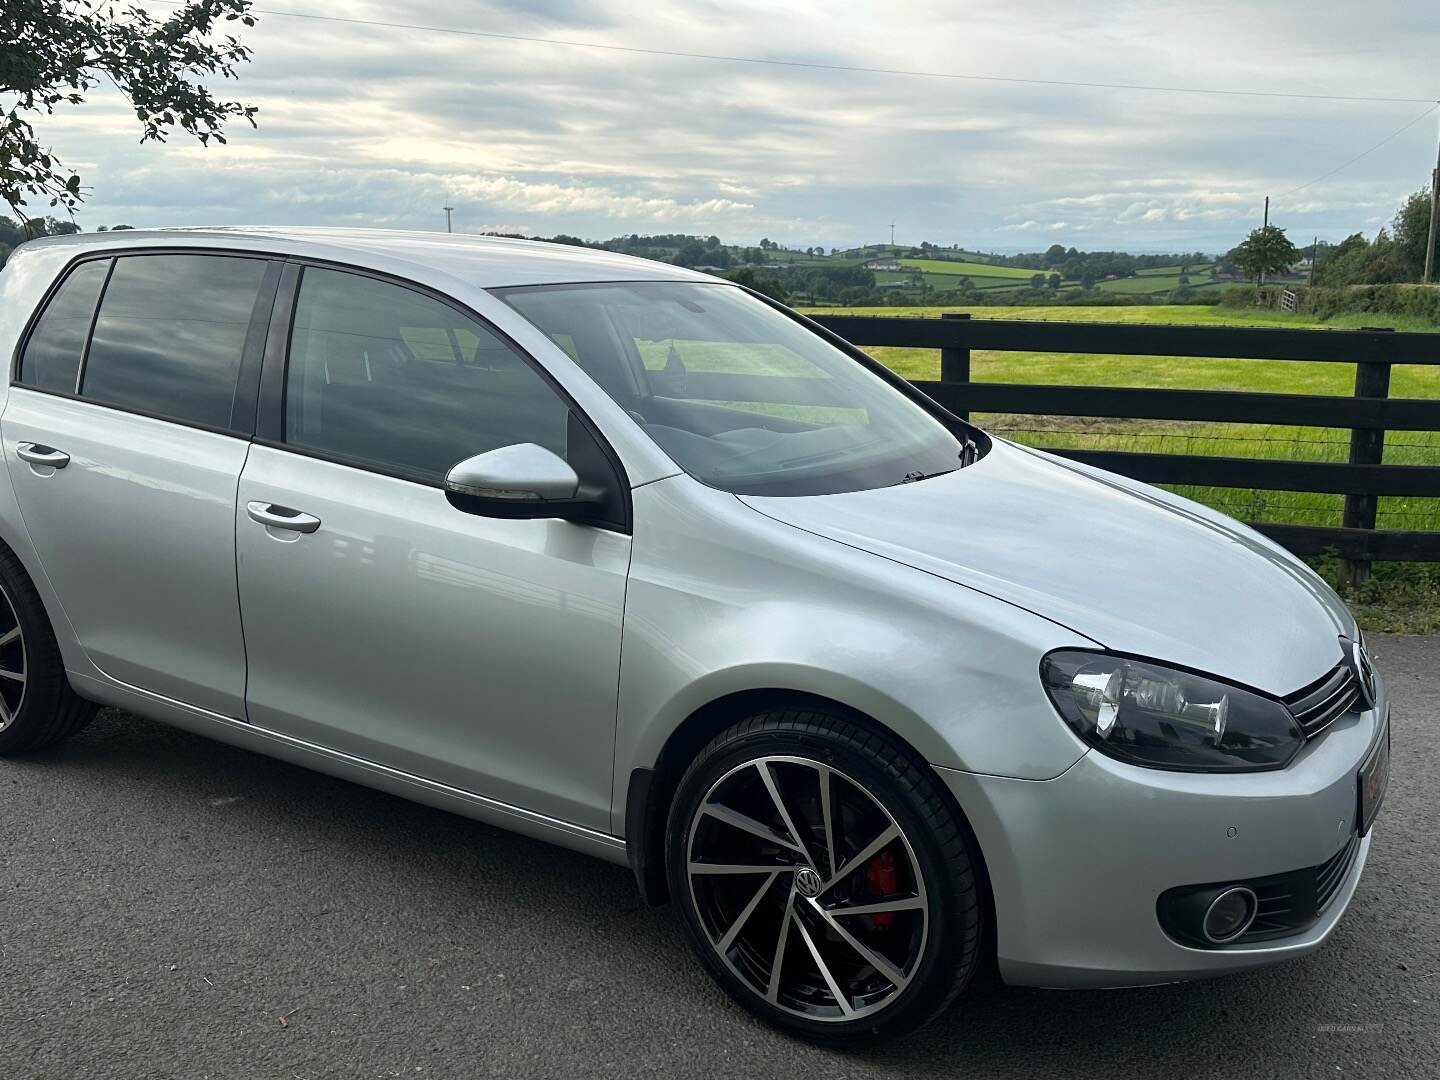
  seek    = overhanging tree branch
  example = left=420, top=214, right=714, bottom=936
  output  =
left=0, top=0, right=259, bottom=228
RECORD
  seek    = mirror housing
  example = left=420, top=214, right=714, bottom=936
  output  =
left=444, top=443, right=603, bottom=521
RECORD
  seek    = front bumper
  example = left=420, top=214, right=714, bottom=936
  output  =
left=939, top=689, right=1385, bottom=989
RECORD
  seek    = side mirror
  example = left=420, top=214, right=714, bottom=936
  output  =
left=444, top=443, right=601, bottom=520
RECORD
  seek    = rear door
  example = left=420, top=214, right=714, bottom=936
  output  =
left=234, top=265, right=631, bottom=829
left=3, top=251, right=278, bottom=717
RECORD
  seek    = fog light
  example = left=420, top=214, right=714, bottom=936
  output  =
left=1203, top=886, right=1257, bottom=943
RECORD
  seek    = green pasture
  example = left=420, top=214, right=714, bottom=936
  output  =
left=1134, top=263, right=1216, bottom=277
left=873, top=270, right=1022, bottom=291
left=1095, top=275, right=1225, bottom=295
left=896, top=258, right=1036, bottom=278
left=794, top=305, right=1440, bottom=568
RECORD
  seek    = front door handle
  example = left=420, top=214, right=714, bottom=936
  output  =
left=16, top=442, right=70, bottom=469
left=246, top=501, right=321, bottom=534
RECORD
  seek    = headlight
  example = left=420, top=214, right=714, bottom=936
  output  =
left=1040, top=650, right=1303, bottom=772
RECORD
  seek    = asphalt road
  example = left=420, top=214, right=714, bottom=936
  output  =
left=2, top=634, right=1436, bottom=1079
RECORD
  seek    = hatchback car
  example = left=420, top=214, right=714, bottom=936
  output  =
left=0, top=228, right=1388, bottom=1041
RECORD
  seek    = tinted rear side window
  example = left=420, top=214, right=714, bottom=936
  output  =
left=19, top=259, right=110, bottom=392
left=82, top=254, right=267, bottom=429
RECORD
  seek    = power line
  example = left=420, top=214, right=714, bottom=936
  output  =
left=1276, top=101, right=1440, bottom=201
left=144, top=1, right=1434, bottom=105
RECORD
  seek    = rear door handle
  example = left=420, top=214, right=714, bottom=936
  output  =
left=246, top=501, right=321, bottom=534
left=16, top=442, right=70, bottom=469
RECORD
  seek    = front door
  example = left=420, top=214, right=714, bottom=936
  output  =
left=235, top=266, right=630, bottom=830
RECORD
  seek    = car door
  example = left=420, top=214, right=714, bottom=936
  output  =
left=3, top=251, right=278, bottom=717
left=235, top=265, right=631, bottom=831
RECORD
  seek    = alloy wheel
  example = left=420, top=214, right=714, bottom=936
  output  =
left=0, top=582, right=25, bottom=732
left=685, top=755, right=929, bottom=1022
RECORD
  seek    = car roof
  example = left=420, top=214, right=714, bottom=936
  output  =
left=22, top=226, right=715, bottom=289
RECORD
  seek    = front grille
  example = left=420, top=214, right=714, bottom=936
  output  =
left=1285, top=661, right=1361, bottom=738
left=1248, top=879, right=1298, bottom=936
left=1158, top=832, right=1362, bottom=947
left=1316, top=832, right=1361, bottom=913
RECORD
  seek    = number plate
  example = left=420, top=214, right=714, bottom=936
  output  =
left=1358, top=714, right=1391, bottom=836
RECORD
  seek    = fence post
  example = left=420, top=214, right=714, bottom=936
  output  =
left=1341, top=330, right=1394, bottom=588
left=940, top=312, right=972, bottom=419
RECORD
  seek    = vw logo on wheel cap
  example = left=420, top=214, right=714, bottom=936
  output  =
left=795, top=867, right=823, bottom=897
left=1347, top=636, right=1378, bottom=711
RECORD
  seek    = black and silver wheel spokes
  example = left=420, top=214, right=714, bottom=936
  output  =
left=0, top=584, right=25, bottom=732
left=686, top=756, right=929, bottom=1022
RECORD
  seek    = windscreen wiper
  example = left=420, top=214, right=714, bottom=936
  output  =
left=901, top=468, right=956, bottom=484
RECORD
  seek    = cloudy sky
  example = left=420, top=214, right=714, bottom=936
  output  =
left=39, top=0, right=1440, bottom=252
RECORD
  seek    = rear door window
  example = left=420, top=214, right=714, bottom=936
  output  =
left=18, top=259, right=111, bottom=392
left=81, top=254, right=267, bottom=429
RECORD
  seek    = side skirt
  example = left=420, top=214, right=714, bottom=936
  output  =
left=68, top=670, right=630, bottom=867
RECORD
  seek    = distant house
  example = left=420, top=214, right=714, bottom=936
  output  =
left=874, top=280, right=907, bottom=289
left=864, top=257, right=903, bottom=271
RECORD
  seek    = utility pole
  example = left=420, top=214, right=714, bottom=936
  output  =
left=1310, top=235, right=1319, bottom=285
left=1425, top=111, right=1439, bottom=284
left=443, top=195, right=454, bottom=234
left=889, top=221, right=895, bottom=250
left=1259, top=196, right=1270, bottom=286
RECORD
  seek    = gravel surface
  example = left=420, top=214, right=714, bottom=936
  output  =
left=2, top=633, right=1436, bottom=1078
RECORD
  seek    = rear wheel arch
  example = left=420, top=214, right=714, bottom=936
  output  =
left=0, top=530, right=98, bottom=752
left=626, top=688, right=994, bottom=933
left=0, top=517, right=85, bottom=672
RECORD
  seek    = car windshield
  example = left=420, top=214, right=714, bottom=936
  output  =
left=496, top=281, right=969, bottom=496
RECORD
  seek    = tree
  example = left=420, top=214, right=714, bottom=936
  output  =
left=0, top=212, right=76, bottom=265
left=675, top=240, right=706, bottom=267
left=1390, top=186, right=1438, bottom=281
left=1226, top=225, right=1299, bottom=283
left=1046, top=272, right=1061, bottom=291
left=727, top=267, right=788, bottom=302
left=1, top=0, right=259, bottom=226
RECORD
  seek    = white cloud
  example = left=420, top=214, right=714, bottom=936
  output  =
left=27, top=0, right=1438, bottom=251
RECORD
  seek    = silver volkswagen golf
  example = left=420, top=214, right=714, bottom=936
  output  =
left=0, top=228, right=1389, bottom=1042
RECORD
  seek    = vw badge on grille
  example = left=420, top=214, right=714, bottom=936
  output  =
left=1349, top=637, right=1378, bottom=711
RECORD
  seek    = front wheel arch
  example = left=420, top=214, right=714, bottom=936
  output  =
left=627, top=689, right=995, bottom=943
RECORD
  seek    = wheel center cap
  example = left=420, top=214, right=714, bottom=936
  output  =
left=795, top=867, right=822, bottom=898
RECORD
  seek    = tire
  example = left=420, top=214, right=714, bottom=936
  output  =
left=665, top=707, right=984, bottom=1043
left=0, top=545, right=97, bottom=755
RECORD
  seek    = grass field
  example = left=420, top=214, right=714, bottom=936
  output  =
left=883, top=259, right=1243, bottom=296
left=1135, top=263, right=1214, bottom=277
left=874, top=270, right=1022, bottom=291
left=1095, top=274, right=1226, bottom=295
left=895, top=258, right=1036, bottom=278
left=795, top=304, right=1440, bottom=624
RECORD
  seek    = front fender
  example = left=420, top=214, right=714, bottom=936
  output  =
left=612, top=476, right=1094, bottom=834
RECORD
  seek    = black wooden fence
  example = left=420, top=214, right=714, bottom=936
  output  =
left=802, top=313, right=1440, bottom=577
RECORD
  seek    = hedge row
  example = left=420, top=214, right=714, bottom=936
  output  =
left=1219, top=283, right=1440, bottom=323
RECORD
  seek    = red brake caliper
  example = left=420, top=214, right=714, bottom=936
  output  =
left=864, top=849, right=899, bottom=928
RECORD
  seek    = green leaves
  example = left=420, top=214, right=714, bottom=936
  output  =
left=0, top=0, right=259, bottom=222
left=1227, top=225, right=1300, bottom=283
